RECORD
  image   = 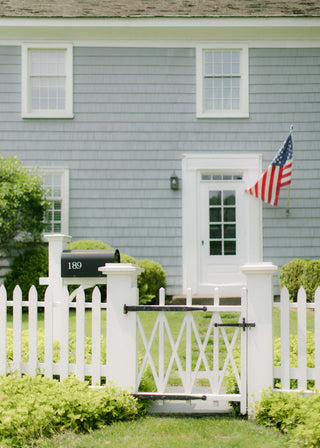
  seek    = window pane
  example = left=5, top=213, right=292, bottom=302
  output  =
left=223, top=191, right=235, bottom=205
left=224, top=240, right=236, bottom=255
left=210, top=224, right=222, bottom=239
left=210, top=208, right=222, bottom=222
left=29, top=49, right=66, bottom=111
left=224, top=208, right=236, bottom=222
left=209, top=191, right=221, bottom=206
left=53, top=222, right=62, bottom=232
left=224, top=224, right=236, bottom=238
left=43, top=174, right=63, bottom=234
left=210, top=241, right=222, bottom=256
left=202, top=49, right=242, bottom=114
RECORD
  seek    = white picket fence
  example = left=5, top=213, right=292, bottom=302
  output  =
left=273, top=286, right=320, bottom=392
left=0, top=284, right=107, bottom=385
left=1, top=275, right=320, bottom=413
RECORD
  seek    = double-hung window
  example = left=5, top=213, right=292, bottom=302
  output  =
left=22, top=43, right=73, bottom=118
left=42, top=168, right=69, bottom=234
left=196, top=44, right=248, bottom=118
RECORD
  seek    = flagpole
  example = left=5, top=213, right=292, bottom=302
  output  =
left=286, top=125, right=294, bottom=217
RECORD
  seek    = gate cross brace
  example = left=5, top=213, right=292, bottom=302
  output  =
left=133, top=393, right=207, bottom=401
left=123, top=304, right=207, bottom=314
left=214, top=317, right=256, bottom=332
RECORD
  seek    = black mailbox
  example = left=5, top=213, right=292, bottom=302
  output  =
left=61, top=249, right=120, bottom=278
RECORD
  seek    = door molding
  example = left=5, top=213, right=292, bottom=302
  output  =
left=182, top=153, right=262, bottom=295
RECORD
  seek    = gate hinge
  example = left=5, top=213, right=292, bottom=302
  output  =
left=214, top=317, right=256, bottom=332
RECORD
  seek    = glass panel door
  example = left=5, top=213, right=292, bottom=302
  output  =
left=209, top=190, right=236, bottom=256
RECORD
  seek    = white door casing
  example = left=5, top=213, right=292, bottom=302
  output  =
left=182, top=154, right=262, bottom=296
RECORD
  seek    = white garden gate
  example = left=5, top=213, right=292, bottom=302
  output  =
left=126, top=287, right=251, bottom=414
left=0, top=234, right=280, bottom=417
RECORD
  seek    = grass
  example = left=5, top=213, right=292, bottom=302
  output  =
left=5, top=304, right=310, bottom=447
left=37, top=415, right=288, bottom=448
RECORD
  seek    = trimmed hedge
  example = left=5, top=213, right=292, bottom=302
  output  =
left=255, top=389, right=320, bottom=447
left=4, top=245, right=48, bottom=300
left=0, top=374, right=143, bottom=447
left=4, top=240, right=166, bottom=305
left=279, top=259, right=320, bottom=302
left=137, top=259, right=167, bottom=305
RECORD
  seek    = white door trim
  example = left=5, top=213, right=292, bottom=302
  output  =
left=182, top=153, right=263, bottom=295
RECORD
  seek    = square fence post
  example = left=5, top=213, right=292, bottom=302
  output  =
left=99, top=263, right=143, bottom=391
left=42, top=234, right=72, bottom=341
left=241, top=262, right=278, bottom=415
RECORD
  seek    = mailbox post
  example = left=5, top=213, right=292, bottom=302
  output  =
left=42, top=234, right=72, bottom=340
left=40, top=234, right=120, bottom=342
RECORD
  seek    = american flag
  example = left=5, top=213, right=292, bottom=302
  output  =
left=245, top=132, right=293, bottom=206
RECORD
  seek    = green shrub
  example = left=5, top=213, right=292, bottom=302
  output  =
left=255, top=389, right=320, bottom=447
left=0, top=374, right=142, bottom=447
left=67, top=239, right=136, bottom=264
left=302, top=260, right=320, bottom=303
left=226, top=331, right=317, bottom=415
left=137, top=259, right=167, bottom=305
left=279, top=259, right=308, bottom=301
left=4, top=245, right=48, bottom=300
left=5, top=328, right=106, bottom=365
left=279, top=259, right=320, bottom=302
left=67, top=239, right=113, bottom=250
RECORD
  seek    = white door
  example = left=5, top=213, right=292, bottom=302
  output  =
left=182, top=154, right=262, bottom=296
left=198, top=175, right=247, bottom=294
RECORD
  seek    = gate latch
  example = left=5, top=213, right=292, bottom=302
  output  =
left=214, top=317, right=256, bottom=332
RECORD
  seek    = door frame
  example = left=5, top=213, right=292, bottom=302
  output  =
left=182, top=153, right=263, bottom=295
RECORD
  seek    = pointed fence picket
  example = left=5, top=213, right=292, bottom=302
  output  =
left=0, top=284, right=107, bottom=385
left=273, top=286, right=320, bottom=393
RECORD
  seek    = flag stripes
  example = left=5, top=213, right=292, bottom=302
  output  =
left=245, top=132, right=293, bottom=206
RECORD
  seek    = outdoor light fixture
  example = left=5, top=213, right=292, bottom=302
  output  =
left=170, top=171, right=179, bottom=190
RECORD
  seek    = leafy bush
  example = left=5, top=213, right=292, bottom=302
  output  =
left=0, top=156, right=49, bottom=254
left=4, top=245, right=48, bottom=300
left=5, top=328, right=106, bottom=365
left=0, top=374, right=141, bottom=447
left=255, top=389, right=320, bottom=447
left=226, top=331, right=316, bottom=414
left=67, top=239, right=113, bottom=251
left=279, top=259, right=307, bottom=301
left=279, top=259, right=320, bottom=302
left=137, top=259, right=166, bottom=305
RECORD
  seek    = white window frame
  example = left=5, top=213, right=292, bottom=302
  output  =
left=42, top=167, right=69, bottom=234
left=196, top=44, right=249, bottom=118
left=22, top=43, right=73, bottom=119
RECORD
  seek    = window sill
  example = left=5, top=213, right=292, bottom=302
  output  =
left=22, top=111, right=74, bottom=119
left=197, top=110, right=249, bottom=119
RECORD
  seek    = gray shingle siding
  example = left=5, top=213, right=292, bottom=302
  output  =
left=0, top=45, right=319, bottom=293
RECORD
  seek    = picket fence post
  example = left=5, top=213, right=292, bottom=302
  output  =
left=241, top=262, right=278, bottom=414
left=43, top=234, right=72, bottom=341
left=99, top=263, right=144, bottom=391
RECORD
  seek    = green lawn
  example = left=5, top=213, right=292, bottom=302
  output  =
left=38, top=415, right=288, bottom=448
left=6, top=306, right=310, bottom=448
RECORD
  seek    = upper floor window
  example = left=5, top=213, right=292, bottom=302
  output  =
left=196, top=45, right=248, bottom=118
left=42, top=168, right=69, bottom=234
left=22, top=43, right=73, bottom=119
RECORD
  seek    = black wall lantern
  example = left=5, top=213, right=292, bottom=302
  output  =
left=170, top=171, right=179, bottom=190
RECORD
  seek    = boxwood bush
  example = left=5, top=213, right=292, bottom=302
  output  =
left=4, top=239, right=166, bottom=305
left=4, top=245, right=48, bottom=300
left=279, top=259, right=320, bottom=302
left=0, top=374, right=143, bottom=447
left=255, top=389, right=320, bottom=447
left=137, top=259, right=167, bottom=305
left=226, top=331, right=316, bottom=414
